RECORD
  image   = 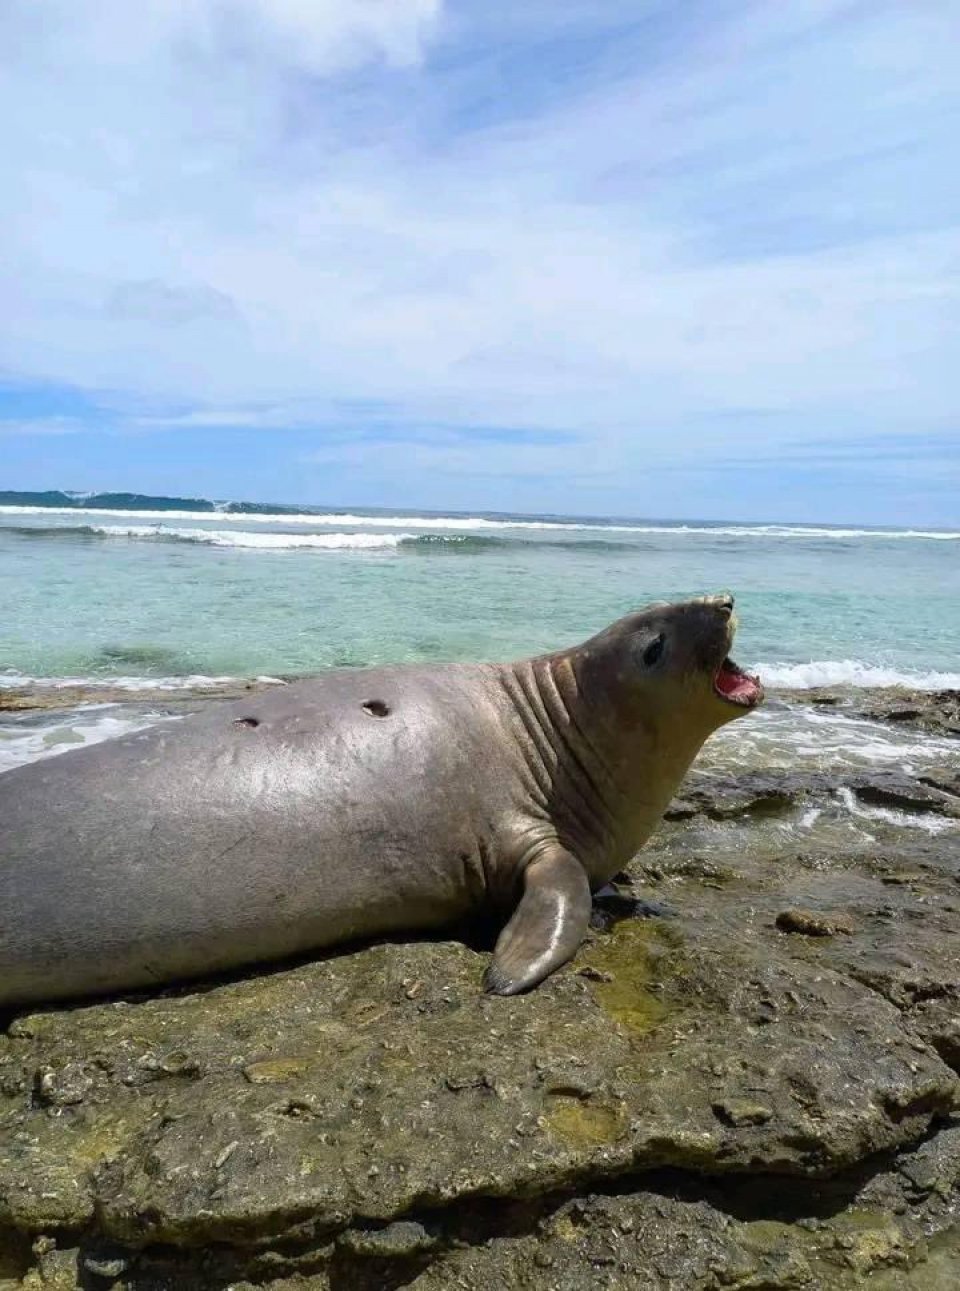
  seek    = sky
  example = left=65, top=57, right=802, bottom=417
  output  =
left=1, top=0, right=958, bottom=523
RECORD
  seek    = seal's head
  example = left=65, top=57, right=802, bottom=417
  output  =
left=575, top=593, right=764, bottom=737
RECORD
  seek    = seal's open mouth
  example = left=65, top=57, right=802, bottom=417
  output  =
left=714, top=657, right=763, bottom=708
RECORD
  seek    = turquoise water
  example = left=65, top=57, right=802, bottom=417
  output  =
left=1, top=499, right=959, bottom=685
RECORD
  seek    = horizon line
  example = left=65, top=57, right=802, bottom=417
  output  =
left=0, top=487, right=957, bottom=534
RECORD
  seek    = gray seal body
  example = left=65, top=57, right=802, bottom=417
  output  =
left=0, top=596, right=762, bottom=1006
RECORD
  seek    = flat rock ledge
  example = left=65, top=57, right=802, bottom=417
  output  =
left=1, top=839, right=958, bottom=1287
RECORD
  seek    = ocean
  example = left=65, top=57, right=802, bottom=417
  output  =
left=2, top=492, right=959, bottom=802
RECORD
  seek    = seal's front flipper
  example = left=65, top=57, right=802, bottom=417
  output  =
left=483, top=848, right=591, bottom=995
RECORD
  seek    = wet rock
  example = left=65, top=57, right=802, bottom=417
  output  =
left=786, top=687, right=960, bottom=737
left=589, top=887, right=678, bottom=929
left=640, top=856, right=738, bottom=886
left=667, top=768, right=960, bottom=822
left=0, top=678, right=285, bottom=714
left=852, top=777, right=960, bottom=818
left=666, top=773, right=798, bottom=820
left=919, top=770, right=960, bottom=798
left=776, top=909, right=855, bottom=937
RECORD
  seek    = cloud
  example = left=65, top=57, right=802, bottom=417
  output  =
left=0, top=1, right=958, bottom=519
left=107, top=280, right=239, bottom=326
left=0, top=417, right=88, bottom=437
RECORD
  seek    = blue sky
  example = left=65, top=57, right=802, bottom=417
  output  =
left=1, top=0, right=958, bottom=523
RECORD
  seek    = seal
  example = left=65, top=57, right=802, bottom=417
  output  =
left=0, top=594, right=762, bottom=1006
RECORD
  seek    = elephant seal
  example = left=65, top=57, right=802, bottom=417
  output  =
left=0, top=595, right=762, bottom=1006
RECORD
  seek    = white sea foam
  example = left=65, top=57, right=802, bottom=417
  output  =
left=87, top=525, right=412, bottom=550
left=835, top=786, right=958, bottom=835
left=0, top=710, right=181, bottom=774
left=2, top=506, right=958, bottom=539
left=708, top=704, right=960, bottom=775
left=0, top=670, right=284, bottom=691
left=755, top=660, right=960, bottom=690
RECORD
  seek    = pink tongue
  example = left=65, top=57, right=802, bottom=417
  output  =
left=716, top=666, right=758, bottom=700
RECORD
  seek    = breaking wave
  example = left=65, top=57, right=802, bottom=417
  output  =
left=0, top=710, right=184, bottom=775
left=93, top=525, right=415, bottom=550
left=1, top=505, right=958, bottom=540
left=755, top=660, right=960, bottom=691
left=1, top=524, right=639, bottom=553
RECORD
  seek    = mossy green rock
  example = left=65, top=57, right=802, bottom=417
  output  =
left=0, top=895, right=956, bottom=1287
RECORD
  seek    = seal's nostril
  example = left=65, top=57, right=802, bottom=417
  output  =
left=713, top=593, right=735, bottom=616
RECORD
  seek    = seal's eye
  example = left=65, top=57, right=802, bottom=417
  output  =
left=642, top=635, right=665, bottom=668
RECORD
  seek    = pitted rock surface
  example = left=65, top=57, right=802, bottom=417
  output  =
left=1, top=924, right=952, bottom=1249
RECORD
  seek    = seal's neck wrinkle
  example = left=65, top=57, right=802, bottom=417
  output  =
left=502, top=657, right=639, bottom=874
left=505, top=649, right=719, bottom=882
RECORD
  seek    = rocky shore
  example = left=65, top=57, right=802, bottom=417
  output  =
left=0, top=678, right=283, bottom=716
left=788, top=687, right=960, bottom=739
left=2, top=677, right=956, bottom=735
left=0, top=688, right=958, bottom=1288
